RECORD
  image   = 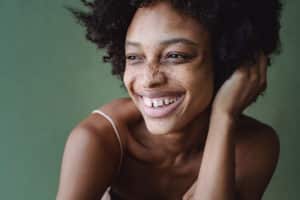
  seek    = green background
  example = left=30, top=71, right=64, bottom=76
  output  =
left=0, top=0, right=299, bottom=199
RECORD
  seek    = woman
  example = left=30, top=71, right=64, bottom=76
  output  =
left=57, top=0, right=282, bottom=199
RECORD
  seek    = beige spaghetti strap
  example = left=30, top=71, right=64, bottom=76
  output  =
left=92, top=109, right=124, bottom=172
left=182, top=180, right=197, bottom=200
left=92, top=110, right=196, bottom=200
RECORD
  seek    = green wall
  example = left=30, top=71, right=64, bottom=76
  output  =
left=0, top=0, right=299, bottom=199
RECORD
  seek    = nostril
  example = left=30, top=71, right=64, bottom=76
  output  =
left=142, top=71, right=167, bottom=88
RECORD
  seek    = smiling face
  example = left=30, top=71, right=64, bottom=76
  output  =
left=124, top=2, right=214, bottom=134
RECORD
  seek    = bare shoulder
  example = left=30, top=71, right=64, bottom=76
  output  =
left=236, top=114, right=280, bottom=146
left=56, top=111, right=122, bottom=199
left=235, top=115, right=280, bottom=199
left=74, top=111, right=124, bottom=158
left=95, top=97, right=141, bottom=123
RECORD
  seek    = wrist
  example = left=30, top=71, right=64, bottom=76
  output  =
left=210, top=110, right=237, bottom=130
left=211, top=109, right=233, bottom=119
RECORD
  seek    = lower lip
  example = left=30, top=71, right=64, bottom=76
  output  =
left=139, top=95, right=185, bottom=118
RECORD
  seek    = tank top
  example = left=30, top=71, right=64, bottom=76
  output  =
left=91, top=109, right=197, bottom=200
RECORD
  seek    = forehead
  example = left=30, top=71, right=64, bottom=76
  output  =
left=126, top=2, right=210, bottom=46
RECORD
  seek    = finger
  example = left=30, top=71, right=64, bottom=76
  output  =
left=247, top=54, right=268, bottom=105
left=233, top=65, right=252, bottom=101
left=234, top=64, right=251, bottom=81
left=243, top=55, right=262, bottom=106
left=249, top=56, right=260, bottom=86
left=258, top=54, right=268, bottom=92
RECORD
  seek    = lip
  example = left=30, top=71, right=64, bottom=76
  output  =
left=135, top=90, right=185, bottom=98
left=137, top=93, right=185, bottom=118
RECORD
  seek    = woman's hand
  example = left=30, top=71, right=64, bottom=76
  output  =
left=212, top=54, right=268, bottom=120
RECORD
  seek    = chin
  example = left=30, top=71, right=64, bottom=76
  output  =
left=143, top=117, right=179, bottom=135
left=134, top=95, right=187, bottom=134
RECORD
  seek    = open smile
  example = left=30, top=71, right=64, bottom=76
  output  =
left=137, top=93, right=185, bottom=118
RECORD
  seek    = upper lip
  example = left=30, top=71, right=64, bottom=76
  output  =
left=135, top=89, right=185, bottom=98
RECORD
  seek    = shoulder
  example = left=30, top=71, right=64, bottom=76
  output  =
left=70, top=104, right=131, bottom=166
left=235, top=115, right=280, bottom=199
left=71, top=111, right=123, bottom=157
left=96, top=97, right=141, bottom=124
left=64, top=115, right=122, bottom=176
left=56, top=111, right=123, bottom=199
left=236, top=115, right=280, bottom=150
left=236, top=115, right=280, bottom=152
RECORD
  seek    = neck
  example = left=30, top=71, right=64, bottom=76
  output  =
left=132, top=108, right=211, bottom=167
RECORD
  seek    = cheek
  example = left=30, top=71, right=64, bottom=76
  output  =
left=123, top=67, right=136, bottom=92
left=123, top=69, right=130, bottom=89
left=198, top=77, right=214, bottom=105
left=191, top=77, right=214, bottom=108
left=177, top=66, right=214, bottom=104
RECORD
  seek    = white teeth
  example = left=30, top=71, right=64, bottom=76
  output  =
left=142, top=96, right=181, bottom=108
left=153, top=99, right=163, bottom=107
left=164, top=98, right=170, bottom=105
left=169, top=98, right=176, bottom=104
left=143, top=97, right=153, bottom=107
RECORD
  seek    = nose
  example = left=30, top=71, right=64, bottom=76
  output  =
left=142, top=64, right=167, bottom=88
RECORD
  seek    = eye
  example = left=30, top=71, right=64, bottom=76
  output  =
left=164, top=52, right=193, bottom=63
left=126, top=55, right=138, bottom=60
left=126, top=54, right=144, bottom=64
left=167, top=53, right=184, bottom=59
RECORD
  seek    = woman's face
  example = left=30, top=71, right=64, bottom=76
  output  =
left=124, top=2, right=214, bottom=134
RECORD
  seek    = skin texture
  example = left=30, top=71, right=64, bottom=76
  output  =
left=56, top=2, right=280, bottom=200
left=124, top=2, right=214, bottom=135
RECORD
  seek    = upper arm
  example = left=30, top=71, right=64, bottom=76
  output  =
left=236, top=126, right=280, bottom=200
left=56, top=121, right=121, bottom=200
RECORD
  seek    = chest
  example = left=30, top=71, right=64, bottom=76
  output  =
left=110, top=154, right=202, bottom=200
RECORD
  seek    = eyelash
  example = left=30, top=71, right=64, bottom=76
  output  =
left=126, top=52, right=193, bottom=64
left=126, top=55, right=141, bottom=60
left=126, top=55, right=144, bottom=65
left=165, top=52, right=191, bottom=61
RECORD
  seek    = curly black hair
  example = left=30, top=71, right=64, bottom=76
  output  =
left=68, top=0, right=282, bottom=90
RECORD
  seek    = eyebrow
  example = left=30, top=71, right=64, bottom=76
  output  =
left=125, top=38, right=199, bottom=47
